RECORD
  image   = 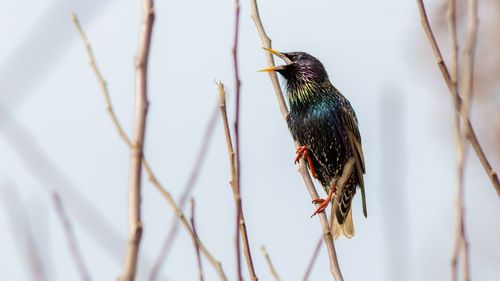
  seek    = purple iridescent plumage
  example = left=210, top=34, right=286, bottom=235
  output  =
left=268, top=51, right=367, bottom=238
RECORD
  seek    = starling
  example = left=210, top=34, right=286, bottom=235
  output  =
left=260, top=48, right=367, bottom=238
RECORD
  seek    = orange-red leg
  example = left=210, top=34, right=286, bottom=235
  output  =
left=310, top=181, right=336, bottom=217
left=295, top=146, right=317, bottom=178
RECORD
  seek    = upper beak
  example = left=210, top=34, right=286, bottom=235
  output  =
left=258, top=47, right=293, bottom=72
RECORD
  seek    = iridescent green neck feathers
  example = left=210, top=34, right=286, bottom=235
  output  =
left=273, top=51, right=337, bottom=110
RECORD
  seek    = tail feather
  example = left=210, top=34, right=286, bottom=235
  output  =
left=332, top=208, right=355, bottom=239
left=336, top=184, right=355, bottom=224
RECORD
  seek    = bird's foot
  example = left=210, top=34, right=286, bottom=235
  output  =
left=310, top=182, right=335, bottom=217
left=295, top=146, right=317, bottom=178
left=311, top=197, right=331, bottom=218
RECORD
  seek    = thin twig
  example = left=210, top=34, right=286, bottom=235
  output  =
left=71, top=13, right=228, bottom=281
left=0, top=107, right=154, bottom=276
left=233, top=1, right=258, bottom=280
left=149, top=103, right=219, bottom=281
left=71, top=14, right=131, bottom=147
left=302, top=237, right=322, bottom=281
left=303, top=159, right=353, bottom=281
left=260, top=246, right=281, bottom=281
left=416, top=0, right=500, bottom=196
left=249, top=1, right=344, bottom=280
left=448, top=1, right=463, bottom=280
left=459, top=3, right=478, bottom=281
left=249, top=1, right=287, bottom=118
left=52, top=192, right=91, bottom=281
left=120, top=0, right=155, bottom=279
left=217, top=81, right=258, bottom=281
left=143, top=161, right=228, bottom=281
left=460, top=0, right=478, bottom=131
left=453, top=0, right=477, bottom=279
left=1, top=184, right=47, bottom=281
left=300, top=164, right=344, bottom=281
left=447, top=0, right=458, bottom=91
left=190, top=199, right=205, bottom=281
left=418, top=1, right=478, bottom=279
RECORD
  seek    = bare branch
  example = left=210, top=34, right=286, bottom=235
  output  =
left=447, top=0, right=458, bottom=89
left=143, top=161, right=228, bottom=281
left=260, top=246, right=281, bottom=281
left=217, top=81, right=258, bottom=281
left=448, top=1, right=462, bottom=280
left=249, top=1, right=287, bottom=117
left=190, top=199, right=205, bottom=281
left=71, top=13, right=131, bottom=147
left=1, top=184, right=47, bottom=281
left=249, top=1, right=344, bottom=280
left=416, top=0, right=500, bottom=195
left=418, top=1, right=479, bottom=278
left=71, top=12, right=227, bottom=281
left=302, top=237, right=322, bottom=281
left=120, top=0, right=155, bottom=279
left=460, top=0, right=478, bottom=127
left=301, top=159, right=353, bottom=281
left=232, top=1, right=244, bottom=279
left=0, top=106, right=138, bottom=274
left=233, top=1, right=259, bottom=280
left=149, top=102, right=218, bottom=280
left=0, top=106, right=169, bottom=281
left=452, top=0, right=477, bottom=279
left=52, top=192, right=91, bottom=281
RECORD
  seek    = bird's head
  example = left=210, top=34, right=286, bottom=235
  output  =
left=259, top=48, right=333, bottom=107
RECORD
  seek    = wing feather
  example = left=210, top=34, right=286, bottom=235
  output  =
left=341, top=99, right=368, bottom=218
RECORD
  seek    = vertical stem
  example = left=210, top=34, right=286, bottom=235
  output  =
left=232, top=1, right=243, bottom=280
left=448, top=1, right=461, bottom=280
left=249, top=1, right=344, bottom=280
left=456, top=0, right=478, bottom=280
left=149, top=103, right=219, bottom=280
left=302, top=237, right=322, bottom=281
left=190, top=199, right=205, bottom=281
left=72, top=12, right=227, bottom=281
left=260, top=246, right=281, bottom=281
left=447, top=0, right=458, bottom=90
left=120, top=0, right=155, bottom=280
left=52, top=192, right=91, bottom=281
left=415, top=0, right=500, bottom=195
left=217, top=81, right=258, bottom=281
left=232, top=1, right=258, bottom=280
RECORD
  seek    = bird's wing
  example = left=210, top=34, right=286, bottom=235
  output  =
left=342, top=102, right=367, bottom=218
left=347, top=130, right=367, bottom=217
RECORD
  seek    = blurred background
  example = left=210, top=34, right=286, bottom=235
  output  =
left=0, top=0, right=498, bottom=280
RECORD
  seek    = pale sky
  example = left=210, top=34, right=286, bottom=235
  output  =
left=0, top=0, right=499, bottom=280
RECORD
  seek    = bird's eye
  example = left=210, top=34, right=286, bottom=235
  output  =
left=285, top=54, right=295, bottom=61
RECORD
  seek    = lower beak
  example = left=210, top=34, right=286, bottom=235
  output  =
left=258, top=65, right=286, bottom=72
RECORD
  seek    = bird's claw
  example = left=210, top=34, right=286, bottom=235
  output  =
left=310, top=182, right=335, bottom=217
left=294, top=146, right=306, bottom=163
left=311, top=198, right=326, bottom=204
left=310, top=198, right=330, bottom=217
left=295, top=146, right=317, bottom=178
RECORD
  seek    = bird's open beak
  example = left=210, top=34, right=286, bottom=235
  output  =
left=258, top=47, right=293, bottom=72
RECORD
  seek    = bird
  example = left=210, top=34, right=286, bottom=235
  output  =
left=260, top=48, right=367, bottom=238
